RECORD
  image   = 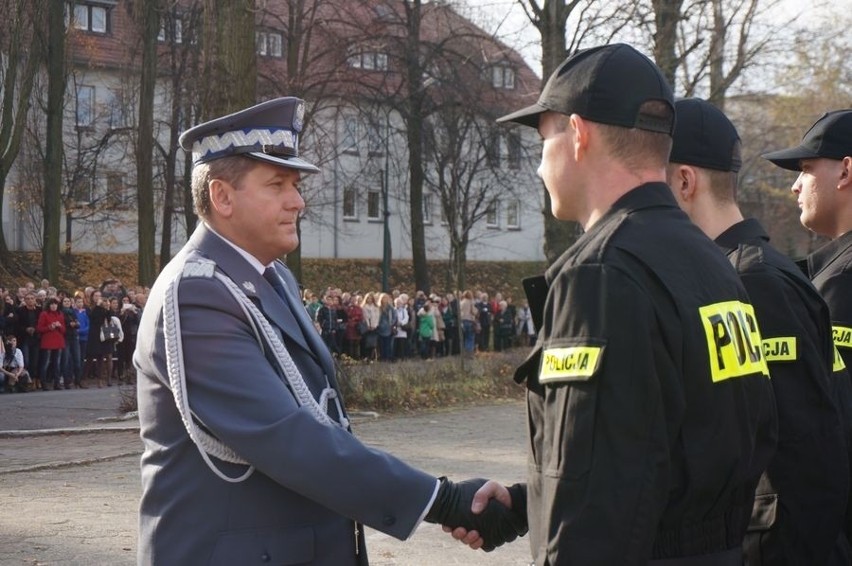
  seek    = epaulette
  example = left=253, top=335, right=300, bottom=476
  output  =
left=181, top=257, right=216, bottom=279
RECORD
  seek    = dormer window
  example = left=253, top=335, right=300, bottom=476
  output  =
left=68, top=2, right=111, bottom=34
left=348, top=49, right=389, bottom=71
left=490, top=65, right=515, bottom=89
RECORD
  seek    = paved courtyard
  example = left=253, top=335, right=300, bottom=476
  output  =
left=0, top=388, right=531, bottom=565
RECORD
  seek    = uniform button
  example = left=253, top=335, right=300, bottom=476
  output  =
left=382, top=515, right=396, bottom=526
left=260, top=552, right=270, bottom=563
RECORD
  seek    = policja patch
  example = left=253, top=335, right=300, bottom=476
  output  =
left=539, top=343, right=605, bottom=383
left=698, top=300, right=769, bottom=382
left=761, top=337, right=797, bottom=362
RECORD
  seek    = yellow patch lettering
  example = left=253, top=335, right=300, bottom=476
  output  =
left=762, top=337, right=797, bottom=362
left=540, top=346, right=603, bottom=383
left=835, top=347, right=847, bottom=373
left=833, top=326, right=852, bottom=349
left=699, top=301, right=769, bottom=382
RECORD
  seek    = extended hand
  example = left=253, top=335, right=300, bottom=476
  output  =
left=443, top=480, right=527, bottom=551
left=424, top=477, right=527, bottom=551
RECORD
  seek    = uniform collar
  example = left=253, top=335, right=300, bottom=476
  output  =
left=714, top=218, right=769, bottom=253
left=806, top=230, right=852, bottom=278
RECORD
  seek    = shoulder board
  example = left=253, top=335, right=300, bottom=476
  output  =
left=182, top=257, right=217, bottom=279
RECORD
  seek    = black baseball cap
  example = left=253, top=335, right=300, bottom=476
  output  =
left=179, top=97, right=319, bottom=173
left=762, top=109, right=852, bottom=171
left=670, top=98, right=741, bottom=172
left=497, top=43, right=674, bottom=134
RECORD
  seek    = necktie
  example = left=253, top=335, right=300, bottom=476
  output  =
left=263, top=267, right=289, bottom=303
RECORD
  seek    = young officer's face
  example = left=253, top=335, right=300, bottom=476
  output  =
left=792, top=158, right=844, bottom=237
left=537, top=112, right=577, bottom=221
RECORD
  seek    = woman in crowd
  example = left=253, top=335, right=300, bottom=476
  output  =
left=343, top=293, right=364, bottom=359
left=360, top=292, right=380, bottom=361
left=37, top=298, right=66, bottom=390
left=116, top=296, right=139, bottom=383
left=417, top=301, right=435, bottom=359
left=459, top=290, right=478, bottom=355
left=393, top=296, right=410, bottom=360
left=376, top=293, right=397, bottom=361
left=60, top=296, right=82, bottom=388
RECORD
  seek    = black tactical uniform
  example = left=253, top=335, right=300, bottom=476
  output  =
left=516, top=183, right=777, bottom=565
left=716, top=219, right=849, bottom=565
left=800, top=231, right=852, bottom=545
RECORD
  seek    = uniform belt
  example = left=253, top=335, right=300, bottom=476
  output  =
left=648, top=546, right=742, bottom=566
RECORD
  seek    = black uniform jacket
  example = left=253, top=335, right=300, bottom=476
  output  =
left=717, top=219, right=848, bottom=565
left=515, top=183, right=777, bottom=565
left=801, top=230, right=852, bottom=544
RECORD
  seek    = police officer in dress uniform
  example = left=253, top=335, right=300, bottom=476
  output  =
left=764, top=109, right=852, bottom=551
left=134, top=97, right=525, bottom=565
left=447, top=44, right=777, bottom=565
left=668, top=98, right=850, bottom=565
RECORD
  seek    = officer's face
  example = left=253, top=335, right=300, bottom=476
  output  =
left=537, top=112, right=577, bottom=221
left=218, top=161, right=305, bottom=264
left=792, top=158, right=844, bottom=237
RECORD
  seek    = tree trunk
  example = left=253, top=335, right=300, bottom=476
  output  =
left=42, top=1, right=65, bottom=282
left=403, top=0, right=430, bottom=293
left=651, top=0, right=683, bottom=88
left=201, top=0, right=257, bottom=118
left=136, top=0, right=159, bottom=285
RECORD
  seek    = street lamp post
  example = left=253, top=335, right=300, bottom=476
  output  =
left=381, top=112, right=392, bottom=292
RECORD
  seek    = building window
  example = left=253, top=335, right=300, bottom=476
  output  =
left=347, top=49, right=389, bottom=71
left=486, top=199, right=499, bottom=228
left=486, top=132, right=501, bottom=168
left=158, top=17, right=183, bottom=43
left=76, top=85, right=96, bottom=127
left=507, top=132, right=521, bottom=169
left=423, top=193, right=433, bottom=224
left=107, top=89, right=129, bottom=129
left=342, top=117, right=359, bottom=154
left=106, top=172, right=126, bottom=208
left=72, top=176, right=95, bottom=205
left=367, top=189, right=381, bottom=220
left=490, top=65, right=515, bottom=89
left=506, top=200, right=520, bottom=229
left=367, top=122, right=383, bottom=156
left=70, top=3, right=109, bottom=34
left=257, top=30, right=283, bottom=58
left=343, top=186, right=357, bottom=219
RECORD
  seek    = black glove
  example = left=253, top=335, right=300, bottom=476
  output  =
left=424, top=477, right=528, bottom=551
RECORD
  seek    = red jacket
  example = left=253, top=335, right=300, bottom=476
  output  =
left=37, top=309, right=66, bottom=350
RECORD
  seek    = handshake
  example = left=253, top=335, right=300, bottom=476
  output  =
left=423, top=477, right=527, bottom=552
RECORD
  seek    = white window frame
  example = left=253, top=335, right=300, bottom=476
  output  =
left=423, top=193, right=433, bottom=225
left=342, top=117, right=359, bottom=154
left=107, top=89, right=128, bottom=129
left=506, top=200, right=520, bottom=229
left=72, top=4, right=108, bottom=33
left=76, top=85, right=96, bottom=127
left=367, top=189, right=381, bottom=221
left=106, top=172, right=126, bottom=208
left=491, top=65, right=515, bottom=89
left=486, top=199, right=500, bottom=228
left=343, top=186, right=358, bottom=219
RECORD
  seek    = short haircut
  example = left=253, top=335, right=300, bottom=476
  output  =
left=191, top=156, right=258, bottom=218
left=706, top=140, right=742, bottom=203
left=595, top=100, right=674, bottom=169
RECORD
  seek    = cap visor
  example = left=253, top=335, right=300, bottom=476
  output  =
left=496, top=103, right=548, bottom=128
left=761, top=145, right=821, bottom=171
left=248, top=152, right=320, bottom=174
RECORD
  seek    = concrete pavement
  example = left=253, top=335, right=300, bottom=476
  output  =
left=0, top=386, right=532, bottom=565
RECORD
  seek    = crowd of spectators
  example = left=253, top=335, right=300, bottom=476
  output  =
left=0, top=275, right=536, bottom=393
left=302, top=287, right=536, bottom=362
left=0, top=278, right=145, bottom=392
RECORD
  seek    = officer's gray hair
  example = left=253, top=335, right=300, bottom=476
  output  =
left=191, top=156, right=258, bottom=218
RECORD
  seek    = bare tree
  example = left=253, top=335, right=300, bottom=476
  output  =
left=133, top=0, right=161, bottom=285
left=42, top=0, right=66, bottom=281
left=0, top=1, right=44, bottom=259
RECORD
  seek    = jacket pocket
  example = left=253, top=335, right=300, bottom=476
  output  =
left=208, top=525, right=314, bottom=565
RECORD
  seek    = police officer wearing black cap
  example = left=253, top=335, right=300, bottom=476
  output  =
left=448, top=44, right=777, bottom=565
left=764, top=109, right=852, bottom=551
left=668, top=98, right=851, bottom=566
left=134, top=97, right=525, bottom=565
